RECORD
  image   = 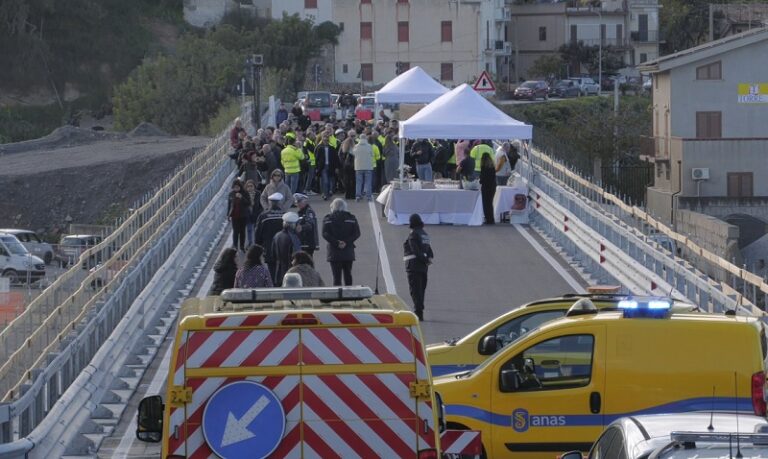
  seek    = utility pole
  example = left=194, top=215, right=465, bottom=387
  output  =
left=246, top=54, right=264, bottom=128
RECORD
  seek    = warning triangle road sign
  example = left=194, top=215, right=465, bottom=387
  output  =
left=473, top=70, right=496, bottom=92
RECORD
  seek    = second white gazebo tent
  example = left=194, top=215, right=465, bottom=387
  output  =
left=374, top=66, right=449, bottom=106
left=398, top=83, right=533, bottom=181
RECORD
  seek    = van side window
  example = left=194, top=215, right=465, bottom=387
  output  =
left=484, top=311, right=565, bottom=351
left=0, top=246, right=7, bottom=257
left=589, top=426, right=627, bottom=459
left=502, top=334, right=594, bottom=391
left=17, top=233, right=28, bottom=242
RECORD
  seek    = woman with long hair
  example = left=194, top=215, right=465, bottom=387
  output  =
left=234, top=244, right=274, bottom=288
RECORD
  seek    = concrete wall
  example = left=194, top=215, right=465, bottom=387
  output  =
left=679, top=197, right=768, bottom=222
left=510, top=3, right=567, bottom=80
left=680, top=139, right=768, bottom=197
left=675, top=209, right=742, bottom=280
left=333, top=0, right=484, bottom=86
left=669, top=39, right=768, bottom=139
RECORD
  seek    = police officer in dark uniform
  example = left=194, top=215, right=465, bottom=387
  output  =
left=322, top=198, right=361, bottom=286
left=294, top=193, right=319, bottom=257
left=403, top=214, right=434, bottom=321
left=254, top=192, right=286, bottom=282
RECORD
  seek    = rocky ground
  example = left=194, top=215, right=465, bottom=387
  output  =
left=0, top=123, right=211, bottom=239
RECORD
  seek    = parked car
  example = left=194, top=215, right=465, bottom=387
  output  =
left=299, top=91, right=335, bottom=121
left=0, top=232, right=46, bottom=284
left=549, top=79, right=580, bottom=98
left=642, top=76, right=652, bottom=94
left=570, top=77, right=600, bottom=96
left=0, top=228, right=54, bottom=264
left=560, top=413, right=768, bottom=459
left=355, top=95, right=375, bottom=120
left=513, top=80, right=549, bottom=100
left=57, top=234, right=103, bottom=268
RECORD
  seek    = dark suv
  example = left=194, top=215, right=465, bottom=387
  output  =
left=513, top=80, right=549, bottom=100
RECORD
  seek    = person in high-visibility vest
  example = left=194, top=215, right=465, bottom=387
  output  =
left=469, top=141, right=494, bottom=179
left=281, top=132, right=305, bottom=193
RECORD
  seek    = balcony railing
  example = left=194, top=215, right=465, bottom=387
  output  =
left=631, top=30, right=661, bottom=43
left=575, top=37, right=632, bottom=47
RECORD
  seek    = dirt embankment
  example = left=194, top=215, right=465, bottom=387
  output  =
left=0, top=124, right=212, bottom=238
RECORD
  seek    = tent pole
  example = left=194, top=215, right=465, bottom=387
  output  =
left=398, top=138, right=406, bottom=186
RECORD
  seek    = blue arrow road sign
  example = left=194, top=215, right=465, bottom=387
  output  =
left=202, top=381, right=286, bottom=458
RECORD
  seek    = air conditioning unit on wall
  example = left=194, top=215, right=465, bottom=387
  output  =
left=691, top=168, right=710, bottom=180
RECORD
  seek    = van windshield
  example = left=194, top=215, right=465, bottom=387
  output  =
left=1, top=236, right=29, bottom=255
left=306, top=93, right=331, bottom=108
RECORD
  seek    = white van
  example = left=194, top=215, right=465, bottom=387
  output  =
left=0, top=232, right=46, bottom=284
left=0, top=229, right=54, bottom=264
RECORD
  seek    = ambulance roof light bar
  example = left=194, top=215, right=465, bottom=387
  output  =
left=618, top=298, right=671, bottom=318
left=221, top=286, right=374, bottom=303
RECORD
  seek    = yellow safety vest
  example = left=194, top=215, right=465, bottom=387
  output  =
left=281, top=145, right=305, bottom=174
left=304, top=139, right=316, bottom=166
left=470, top=144, right=494, bottom=172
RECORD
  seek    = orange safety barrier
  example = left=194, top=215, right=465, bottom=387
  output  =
left=0, top=292, right=24, bottom=325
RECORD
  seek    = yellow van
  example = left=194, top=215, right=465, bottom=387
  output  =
left=135, top=286, right=481, bottom=459
left=434, top=298, right=768, bottom=458
left=427, top=294, right=696, bottom=377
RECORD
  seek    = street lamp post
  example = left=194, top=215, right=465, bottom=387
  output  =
left=246, top=54, right=264, bottom=128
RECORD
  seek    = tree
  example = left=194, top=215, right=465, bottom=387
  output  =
left=528, top=55, right=565, bottom=80
left=559, top=41, right=624, bottom=76
left=660, top=0, right=711, bottom=54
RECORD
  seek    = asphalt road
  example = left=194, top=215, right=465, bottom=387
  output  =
left=98, top=194, right=587, bottom=458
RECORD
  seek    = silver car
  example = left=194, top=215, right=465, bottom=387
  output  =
left=561, top=413, right=768, bottom=459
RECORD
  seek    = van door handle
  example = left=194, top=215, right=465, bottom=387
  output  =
left=589, top=392, right=601, bottom=414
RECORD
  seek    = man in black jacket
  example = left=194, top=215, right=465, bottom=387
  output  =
left=271, top=212, right=302, bottom=286
left=403, top=213, right=434, bottom=321
left=322, top=198, right=361, bottom=286
left=294, top=193, right=319, bottom=257
left=255, top=192, right=286, bottom=281
left=314, top=132, right=339, bottom=200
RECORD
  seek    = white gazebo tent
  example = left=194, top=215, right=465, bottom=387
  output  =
left=398, top=83, right=533, bottom=181
left=374, top=66, right=449, bottom=105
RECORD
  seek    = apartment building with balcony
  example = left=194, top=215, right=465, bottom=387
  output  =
left=508, top=0, right=660, bottom=80
left=638, top=27, right=768, bottom=226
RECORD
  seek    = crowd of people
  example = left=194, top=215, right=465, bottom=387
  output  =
left=210, top=108, right=525, bottom=317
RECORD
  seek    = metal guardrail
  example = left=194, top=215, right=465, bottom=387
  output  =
left=521, top=145, right=764, bottom=315
left=0, top=109, right=245, bottom=445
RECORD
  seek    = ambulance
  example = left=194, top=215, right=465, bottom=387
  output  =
left=427, top=294, right=697, bottom=377
left=434, top=297, right=768, bottom=458
left=136, top=286, right=481, bottom=458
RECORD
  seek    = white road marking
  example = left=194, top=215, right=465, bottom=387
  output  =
left=368, top=200, right=396, bottom=294
left=513, top=224, right=585, bottom=292
left=111, top=251, right=220, bottom=458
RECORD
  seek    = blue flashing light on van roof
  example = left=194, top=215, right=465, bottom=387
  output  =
left=618, top=298, right=671, bottom=318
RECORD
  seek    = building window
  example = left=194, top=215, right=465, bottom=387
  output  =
left=600, top=24, right=606, bottom=45
left=570, top=25, right=577, bottom=44
left=361, top=22, right=372, bottom=40
left=396, top=61, right=410, bottom=75
left=342, top=64, right=348, bottom=74
left=398, top=21, right=409, bottom=42
left=616, top=24, right=623, bottom=44
left=397, top=0, right=409, bottom=3
left=640, top=53, right=648, bottom=63
left=696, top=111, right=722, bottom=139
left=339, top=22, right=344, bottom=31
left=304, top=0, right=317, bottom=8
left=361, top=0, right=371, bottom=3
left=441, top=63, right=453, bottom=82
left=441, top=21, right=453, bottom=42
left=728, top=173, right=754, bottom=197
left=539, top=26, right=547, bottom=41
left=696, top=61, right=722, bottom=80
left=361, top=63, right=373, bottom=81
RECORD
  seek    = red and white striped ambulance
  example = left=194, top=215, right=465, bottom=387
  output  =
left=136, top=286, right=479, bottom=458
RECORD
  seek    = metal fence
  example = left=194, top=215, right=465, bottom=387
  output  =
left=0, top=110, right=244, bottom=444
left=522, top=144, right=766, bottom=315
left=600, top=162, right=654, bottom=206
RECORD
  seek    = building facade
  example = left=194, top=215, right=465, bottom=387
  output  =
left=509, top=0, right=660, bottom=81
left=638, top=28, right=768, bottom=226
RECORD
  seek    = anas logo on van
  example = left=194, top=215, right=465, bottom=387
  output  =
left=512, top=409, right=567, bottom=431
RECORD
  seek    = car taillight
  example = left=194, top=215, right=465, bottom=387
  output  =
left=417, top=449, right=438, bottom=459
left=752, top=371, right=766, bottom=416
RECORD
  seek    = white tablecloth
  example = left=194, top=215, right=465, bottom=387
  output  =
left=493, top=186, right=529, bottom=223
left=377, top=185, right=484, bottom=226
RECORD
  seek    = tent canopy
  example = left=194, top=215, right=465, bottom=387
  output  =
left=374, top=66, right=449, bottom=104
left=399, top=84, right=533, bottom=140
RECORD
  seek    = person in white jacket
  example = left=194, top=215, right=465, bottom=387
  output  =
left=351, top=134, right=375, bottom=202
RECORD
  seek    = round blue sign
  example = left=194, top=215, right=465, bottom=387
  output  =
left=202, top=381, right=286, bottom=459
